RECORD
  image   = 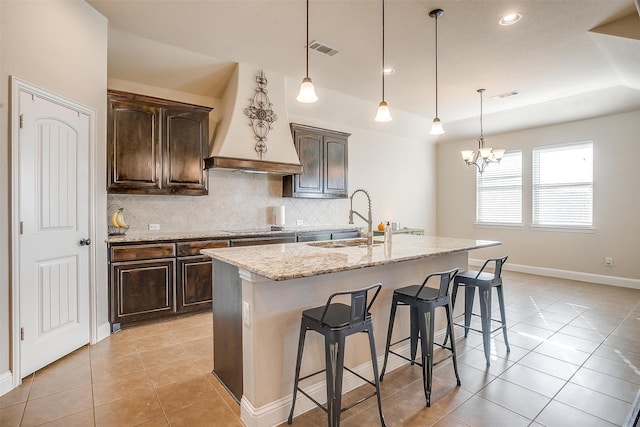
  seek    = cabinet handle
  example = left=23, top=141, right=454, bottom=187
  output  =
left=80, top=238, right=91, bottom=246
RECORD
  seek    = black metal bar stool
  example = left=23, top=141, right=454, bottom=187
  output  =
left=445, top=256, right=509, bottom=366
left=287, top=283, right=386, bottom=427
left=379, top=269, right=460, bottom=407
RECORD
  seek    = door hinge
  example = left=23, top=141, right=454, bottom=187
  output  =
left=19, top=114, right=24, bottom=129
left=20, top=221, right=24, bottom=235
left=20, top=327, right=24, bottom=341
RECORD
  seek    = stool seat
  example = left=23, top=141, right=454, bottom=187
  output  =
left=303, top=303, right=370, bottom=329
left=379, top=269, right=461, bottom=407
left=287, top=284, right=386, bottom=427
left=445, top=256, right=509, bottom=366
left=393, top=285, right=447, bottom=302
left=456, top=270, right=496, bottom=283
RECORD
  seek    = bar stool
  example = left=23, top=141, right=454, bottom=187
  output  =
left=379, top=269, right=460, bottom=407
left=445, top=256, right=509, bottom=366
left=287, top=283, right=386, bottom=427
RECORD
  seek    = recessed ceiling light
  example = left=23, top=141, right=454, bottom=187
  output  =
left=382, top=67, right=395, bottom=75
left=499, top=13, right=522, bottom=26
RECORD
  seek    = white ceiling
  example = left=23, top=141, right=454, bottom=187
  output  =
left=88, top=0, right=640, bottom=141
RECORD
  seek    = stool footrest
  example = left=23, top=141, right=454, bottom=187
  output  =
left=453, top=322, right=504, bottom=335
left=293, top=366, right=380, bottom=416
left=386, top=343, right=456, bottom=368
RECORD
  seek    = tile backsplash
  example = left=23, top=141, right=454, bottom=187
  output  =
left=108, top=170, right=344, bottom=232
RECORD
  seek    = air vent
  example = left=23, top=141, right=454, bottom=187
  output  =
left=308, top=40, right=339, bottom=56
left=492, top=90, right=519, bottom=99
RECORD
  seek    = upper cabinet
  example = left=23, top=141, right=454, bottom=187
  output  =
left=107, top=90, right=212, bottom=196
left=283, top=123, right=349, bottom=199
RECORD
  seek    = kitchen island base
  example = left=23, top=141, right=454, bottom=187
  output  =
left=213, top=251, right=468, bottom=427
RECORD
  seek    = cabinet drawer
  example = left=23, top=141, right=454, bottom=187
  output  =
left=176, top=240, right=229, bottom=256
left=230, top=235, right=295, bottom=247
left=296, top=232, right=331, bottom=242
left=331, top=230, right=360, bottom=240
left=111, top=243, right=175, bottom=262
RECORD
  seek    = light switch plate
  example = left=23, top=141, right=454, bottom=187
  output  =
left=242, top=301, right=251, bottom=326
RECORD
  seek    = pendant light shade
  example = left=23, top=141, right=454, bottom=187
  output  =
left=430, top=117, right=444, bottom=135
left=374, top=0, right=392, bottom=122
left=429, top=9, right=444, bottom=135
left=297, top=0, right=318, bottom=103
left=297, top=77, right=318, bottom=103
left=375, top=101, right=392, bottom=122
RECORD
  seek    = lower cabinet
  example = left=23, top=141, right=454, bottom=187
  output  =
left=109, top=239, right=227, bottom=331
left=110, top=257, right=176, bottom=330
left=108, top=229, right=360, bottom=331
left=177, top=256, right=213, bottom=313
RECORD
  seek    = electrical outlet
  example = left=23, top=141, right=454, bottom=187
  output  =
left=604, top=257, right=613, bottom=266
left=296, top=219, right=303, bottom=226
left=148, top=223, right=160, bottom=231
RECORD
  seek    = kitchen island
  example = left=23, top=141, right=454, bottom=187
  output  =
left=202, top=234, right=499, bottom=427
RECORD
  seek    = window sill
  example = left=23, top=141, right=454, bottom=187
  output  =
left=475, top=222, right=524, bottom=229
left=529, top=225, right=596, bottom=233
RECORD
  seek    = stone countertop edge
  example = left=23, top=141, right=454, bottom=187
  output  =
left=105, top=225, right=360, bottom=244
left=201, top=235, right=501, bottom=282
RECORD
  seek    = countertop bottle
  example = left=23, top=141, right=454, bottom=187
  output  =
left=384, top=221, right=392, bottom=245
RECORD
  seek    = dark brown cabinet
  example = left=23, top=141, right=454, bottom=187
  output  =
left=175, top=240, right=228, bottom=314
left=108, top=90, right=212, bottom=196
left=283, top=123, right=349, bottom=199
left=108, top=239, right=228, bottom=331
left=109, top=243, right=176, bottom=330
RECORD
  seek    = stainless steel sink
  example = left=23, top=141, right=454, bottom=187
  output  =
left=307, top=238, right=383, bottom=248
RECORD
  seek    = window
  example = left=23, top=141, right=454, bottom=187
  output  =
left=476, top=150, right=522, bottom=225
left=532, top=142, right=593, bottom=228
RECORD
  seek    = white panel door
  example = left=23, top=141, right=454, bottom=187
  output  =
left=19, top=90, right=90, bottom=376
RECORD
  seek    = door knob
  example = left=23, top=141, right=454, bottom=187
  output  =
left=80, top=238, right=91, bottom=246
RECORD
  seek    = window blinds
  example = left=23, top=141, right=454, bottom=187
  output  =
left=476, top=150, right=522, bottom=224
left=532, top=142, right=593, bottom=228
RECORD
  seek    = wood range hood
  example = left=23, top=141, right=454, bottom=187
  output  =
left=204, top=63, right=303, bottom=175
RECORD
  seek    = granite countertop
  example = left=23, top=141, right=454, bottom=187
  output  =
left=201, top=234, right=500, bottom=281
left=106, top=225, right=359, bottom=244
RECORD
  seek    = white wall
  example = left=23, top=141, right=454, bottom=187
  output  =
left=0, top=0, right=108, bottom=390
left=436, top=110, right=640, bottom=284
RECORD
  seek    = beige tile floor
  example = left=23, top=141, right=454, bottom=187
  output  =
left=1, top=271, right=639, bottom=426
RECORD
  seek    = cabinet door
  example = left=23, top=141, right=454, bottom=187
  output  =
left=110, top=258, right=175, bottom=328
left=324, top=135, right=348, bottom=197
left=293, top=129, right=323, bottom=195
left=164, top=108, right=208, bottom=195
left=108, top=98, right=162, bottom=191
left=177, top=256, right=212, bottom=313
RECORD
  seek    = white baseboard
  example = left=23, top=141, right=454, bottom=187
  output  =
left=240, top=341, right=422, bottom=427
left=469, top=258, right=640, bottom=290
left=96, top=322, right=111, bottom=343
left=0, top=371, right=13, bottom=397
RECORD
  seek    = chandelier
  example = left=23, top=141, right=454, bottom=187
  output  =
left=461, top=89, right=505, bottom=174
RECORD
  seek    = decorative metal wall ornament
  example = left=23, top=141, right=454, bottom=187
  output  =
left=244, top=70, right=278, bottom=159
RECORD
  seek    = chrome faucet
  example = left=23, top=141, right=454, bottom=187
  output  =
left=348, top=189, right=373, bottom=246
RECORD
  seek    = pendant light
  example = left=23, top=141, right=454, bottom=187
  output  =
left=461, top=89, right=505, bottom=174
left=429, top=9, right=444, bottom=135
left=374, top=0, right=392, bottom=122
left=297, top=0, right=318, bottom=103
